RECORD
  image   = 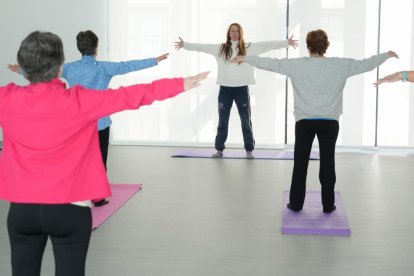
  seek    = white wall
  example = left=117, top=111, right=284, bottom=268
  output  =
left=0, top=0, right=108, bottom=141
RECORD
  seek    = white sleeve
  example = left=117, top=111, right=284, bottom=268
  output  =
left=183, top=42, right=221, bottom=57
left=247, top=40, right=289, bottom=55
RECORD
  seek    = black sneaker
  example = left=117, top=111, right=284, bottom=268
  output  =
left=212, top=151, right=223, bottom=158
left=93, top=199, right=109, bottom=207
left=287, top=203, right=302, bottom=212
left=323, top=205, right=336, bottom=213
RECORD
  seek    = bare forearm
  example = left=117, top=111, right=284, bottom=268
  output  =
left=375, top=70, right=414, bottom=86
left=406, top=71, right=414, bottom=82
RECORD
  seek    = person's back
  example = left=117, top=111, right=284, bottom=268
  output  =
left=0, top=79, right=110, bottom=202
left=235, top=29, right=397, bottom=213
left=63, top=55, right=112, bottom=89
left=271, top=55, right=390, bottom=120
left=0, top=31, right=208, bottom=276
left=60, top=30, right=163, bottom=206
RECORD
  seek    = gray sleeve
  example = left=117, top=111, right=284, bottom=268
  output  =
left=244, top=56, right=292, bottom=76
left=344, top=53, right=389, bottom=77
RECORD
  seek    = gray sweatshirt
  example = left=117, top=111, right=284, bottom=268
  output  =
left=184, top=40, right=288, bottom=87
left=244, top=53, right=390, bottom=121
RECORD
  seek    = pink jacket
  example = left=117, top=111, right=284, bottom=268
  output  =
left=0, top=78, right=184, bottom=203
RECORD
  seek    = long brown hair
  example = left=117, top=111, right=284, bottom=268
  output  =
left=219, top=23, right=249, bottom=62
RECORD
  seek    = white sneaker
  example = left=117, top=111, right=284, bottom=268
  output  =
left=212, top=151, right=223, bottom=158
left=246, top=151, right=254, bottom=159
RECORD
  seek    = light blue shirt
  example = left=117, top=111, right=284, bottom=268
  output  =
left=62, top=55, right=157, bottom=130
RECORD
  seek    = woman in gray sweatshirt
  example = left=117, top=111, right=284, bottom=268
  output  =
left=175, top=23, right=298, bottom=159
left=232, top=29, right=397, bottom=213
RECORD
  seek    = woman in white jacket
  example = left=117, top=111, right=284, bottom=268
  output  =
left=175, top=23, right=298, bottom=159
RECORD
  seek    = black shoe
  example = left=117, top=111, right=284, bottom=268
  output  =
left=323, top=205, right=336, bottom=213
left=93, top=199, right=109, bottom=207
left=287, top=203, right=302, bottom=212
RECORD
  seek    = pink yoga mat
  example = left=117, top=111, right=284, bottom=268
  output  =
left=282, top=190, right=351, bottom=236
left=91, top=184, right=142, bottom=229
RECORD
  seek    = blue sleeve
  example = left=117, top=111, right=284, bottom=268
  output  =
left=101, top=58, right=158, bottom=77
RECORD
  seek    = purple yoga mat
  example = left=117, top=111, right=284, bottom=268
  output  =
left=171, top=149, right=319, bottom=160
left=92, top=184, right=142, bottom=229
left=282, top=191, right=351, bottom=236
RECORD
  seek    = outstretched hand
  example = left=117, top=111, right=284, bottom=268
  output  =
left=288, top=34, right=299, bottom=49
left=156, top=53, right=169, bottom=63
left=373, top=51, right=401, bottom=87
left=184, top=71, right=210, bottom=90
left=387, top=51, right=399, bottom=59
left=7, top=63, right=20, bottom=73
left=230, top=55, right=245, bottom=64
left=373, top=72, right=402, bottom=87
left=175, top=37, right=184, bottom=51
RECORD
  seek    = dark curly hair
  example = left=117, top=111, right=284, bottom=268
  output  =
left=306, top=29, right=330, bottom=56
left=76, top=30, right=98, bottom=56
left=17, top=31, right=65, bottom=83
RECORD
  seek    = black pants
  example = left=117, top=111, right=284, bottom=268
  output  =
left=94, top=126, right=110, bottom=203
left=7, top=203, right=92, bottom=276
left=289, top=119, right=339, bottom=210
left=214, top=86, right=255, bottom=151
left=98, top=126, right=110, bottom=170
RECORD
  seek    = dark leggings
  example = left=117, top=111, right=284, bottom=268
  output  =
left=98, top=126, right=110, bottom=170
left=7, top=203, right=92, bottom=276
left=94, top=126, right=110, bottom=203
left=289, top=119, right=339, bottom=210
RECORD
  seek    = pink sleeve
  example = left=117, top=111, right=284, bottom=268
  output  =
left=70, top=78, right=185, bottom=120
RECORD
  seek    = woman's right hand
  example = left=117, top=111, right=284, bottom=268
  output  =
left=175, top=37, right=184, bottom=50
left=230, top=55, right=245, bottom=64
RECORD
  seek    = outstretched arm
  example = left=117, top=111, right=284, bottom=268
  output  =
left=231, top=55, right=292, bottom=76
left=184, top=71, right=210, bottom=90
left=374, top=70, right=414, bottom=87
left=174, top=36, right=220, bottom=56
left=248, top=34, right=298, bottom=55
left=345, top=51, right=398, bottom=77
left=76, top=71, right=210, bottom=120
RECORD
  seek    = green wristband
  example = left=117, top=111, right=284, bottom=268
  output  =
left=402, top=71, right=408, bottom=82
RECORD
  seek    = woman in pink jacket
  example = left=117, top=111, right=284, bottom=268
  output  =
left=0, top=31, right=207, bottom=276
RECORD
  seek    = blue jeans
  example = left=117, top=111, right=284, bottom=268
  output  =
left=214, top=86, right=255, bottom=151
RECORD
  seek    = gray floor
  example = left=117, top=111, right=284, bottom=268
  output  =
left=1, top=145, right=414, bottom=276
